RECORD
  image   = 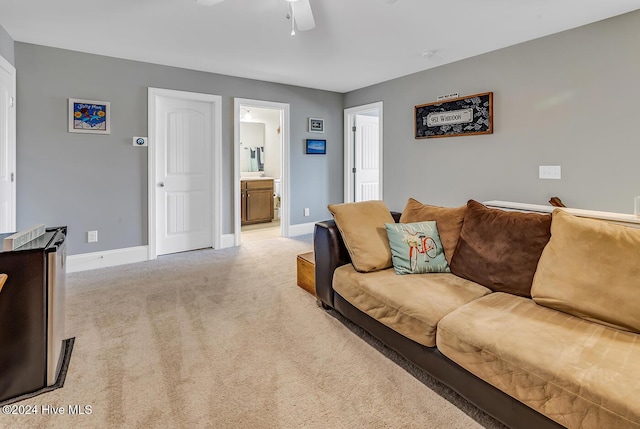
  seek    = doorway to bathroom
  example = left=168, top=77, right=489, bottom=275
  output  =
left=233, top=98, right=290, bottom=244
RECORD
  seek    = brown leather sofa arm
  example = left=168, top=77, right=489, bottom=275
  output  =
left=313, top=211, right=401, bottom=309
left=313, top=220, right=350, bottom=309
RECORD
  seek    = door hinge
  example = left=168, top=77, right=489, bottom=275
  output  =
left=10, top=173, right=14, bottom=182
left=352, top=167, right=356, bottom=174
left=9, top=97, right=14, bottom=107
left=352, top=126, right=356, bottom=132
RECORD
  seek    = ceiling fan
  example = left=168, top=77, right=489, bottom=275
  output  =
left=194, top=0, right=315, bottom=35
left=285, top=0, right=316, bottom=35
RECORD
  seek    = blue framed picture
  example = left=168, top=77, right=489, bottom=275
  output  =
left=306, top=139, right=326, bottom=155
left=68, top=98, right=111, bottom=134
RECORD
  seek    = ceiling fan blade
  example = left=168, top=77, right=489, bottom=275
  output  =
left=195, top=0, right=225, bottom=5
left=294, top=0, right=316, bottom=31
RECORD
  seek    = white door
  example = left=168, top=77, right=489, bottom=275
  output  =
left=344, top=102, right=383, bottom=203
left=0, top=56, right=16, bottom=233
left=155, top=96, right=213, bottom=255
left=354, top=114, right=380, bottom=202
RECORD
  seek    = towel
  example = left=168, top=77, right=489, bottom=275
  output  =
left=257, top=147, right=264, bottom=171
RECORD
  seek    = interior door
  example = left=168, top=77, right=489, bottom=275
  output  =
left=155, top=96, right=213, bottom=255
left=354, top=114, right=380, bottom=202
left=0, top=57, right=15, bottom=233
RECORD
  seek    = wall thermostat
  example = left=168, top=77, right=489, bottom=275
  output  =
left=133, top=136, right=148, bottom=147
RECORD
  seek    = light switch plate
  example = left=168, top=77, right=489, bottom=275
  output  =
left=539, top=165, right=561, bottom=180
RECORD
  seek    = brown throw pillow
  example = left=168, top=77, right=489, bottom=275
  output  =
left=328, top=200, right=395, bottom=273
left=449, top=200, right=551, bottom=297
left=399, top=198, right=466, bottom=264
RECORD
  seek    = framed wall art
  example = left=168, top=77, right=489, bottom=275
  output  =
left=415, top=92, right=493, bottom=139
left=68, top=98, right=111, bottom=134
left=309, top=118, right=324, bottom=133
left=305, top=139, right=326, bottom=154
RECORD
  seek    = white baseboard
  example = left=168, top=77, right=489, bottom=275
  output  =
left=220, top=234, right=235, bottom=248
left=288, top=222, right=315, bottom=237
left=67, top=246, right=149, bottom=273
left=67, top=228, right=310, bottom=273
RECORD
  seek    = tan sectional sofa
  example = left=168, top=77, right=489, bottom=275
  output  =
left=314, top=198, right=640, bottom=429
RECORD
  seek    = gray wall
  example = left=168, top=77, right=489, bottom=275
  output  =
left=15, top=43, right=343, bottom=255
left=15, top=9, right=640, bottom=255
left=0, top=24, right=14, bottom=65
left=345, top=10, right=640, bottom=215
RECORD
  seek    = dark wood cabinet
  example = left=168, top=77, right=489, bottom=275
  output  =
left=241, top=179, right=274, bottom=225
left=241, top=181, right=247, bottom=224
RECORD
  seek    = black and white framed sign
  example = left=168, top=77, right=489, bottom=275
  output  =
left=309, top=118, right=324, bottom=133
left=415, top=92, right=493, bottom=139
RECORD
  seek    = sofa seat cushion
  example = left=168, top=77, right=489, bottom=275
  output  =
left=437, top=292, right=640, bottom=429
left=332, top=264, right=491, bottom=347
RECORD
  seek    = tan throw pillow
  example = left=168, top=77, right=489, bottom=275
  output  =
left=328, top=200, right=395, bottom=272
left=399, top=198, right=466, bottom=264
left=449, top=200, right=551, bottom=297
left=532, top=209, right=640, bottom=333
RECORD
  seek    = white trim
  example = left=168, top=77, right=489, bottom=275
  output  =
left=288, top=222, right=315, bottom=237
left=220, top=233, right=235, bottom=249
left=484, top=200, right=640, bottom=229
left=344, top=102, right=384, bottom=203
left=233, top=98, right=290, bottom=246
left=148, top=88, right=223, bottom=259
left=67, top=246, right=149, bottom=273
left=0, top=54, right=16, bottom=232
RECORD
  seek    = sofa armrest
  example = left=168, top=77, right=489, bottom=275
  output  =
left=313, top=220, right=350, bottom=309
left=313, top=211, right=401, bottom=309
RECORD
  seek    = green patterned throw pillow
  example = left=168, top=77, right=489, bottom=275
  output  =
left=385, top=221, right=450, bottom=275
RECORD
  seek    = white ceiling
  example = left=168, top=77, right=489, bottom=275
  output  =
left=1, top=0, right=640, bottom=93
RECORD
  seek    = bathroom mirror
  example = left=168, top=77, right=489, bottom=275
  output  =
left=240, top=122, right=266, bottom=172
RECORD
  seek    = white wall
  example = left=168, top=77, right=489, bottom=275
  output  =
left=0, top=24, right=13, bottom=66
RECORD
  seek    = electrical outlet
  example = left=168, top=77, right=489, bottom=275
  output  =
left=304, top=208, right=310, bottom=216
left=88, top=230, right=98, bottom=243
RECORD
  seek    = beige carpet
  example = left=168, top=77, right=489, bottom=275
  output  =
left=5, top=235, right=504, bottom=429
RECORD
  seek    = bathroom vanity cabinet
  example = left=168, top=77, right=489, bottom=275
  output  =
left=241, top=179, right=274, bottom=225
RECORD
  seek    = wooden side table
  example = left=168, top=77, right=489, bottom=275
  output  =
left=296, top=251, right=315, bottom=296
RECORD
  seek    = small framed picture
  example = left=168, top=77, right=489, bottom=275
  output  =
left=306, top=139, right=326, bottom=155
left=69, top=98, right=111, bottom=134
left=309, top=118, right=324, bottom=133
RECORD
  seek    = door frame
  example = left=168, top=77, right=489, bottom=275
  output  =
left=233, top=98, right=290, bottom=245
left=0, top=54, right=16, bottom=232
left=344, top=102, right=384, bottom=203
left=147, top=87, right=222, bottom=259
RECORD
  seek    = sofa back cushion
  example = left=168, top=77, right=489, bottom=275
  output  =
left=449, top=200, right=552, bottom=297
left=399, top=198, right=466, bottom=264
left=531, top=209, right=640, bottom=333
left=328, top=200, right=395, bottom=272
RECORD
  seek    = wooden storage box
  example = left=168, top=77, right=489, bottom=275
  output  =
left=296, top=251, right=315, bottom=296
